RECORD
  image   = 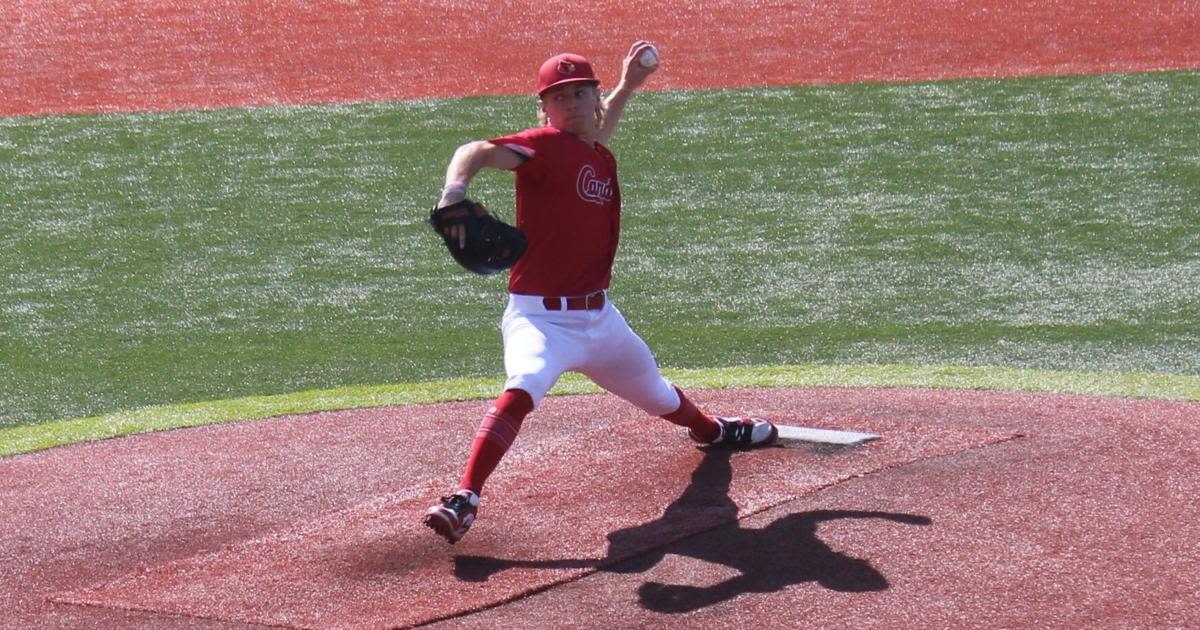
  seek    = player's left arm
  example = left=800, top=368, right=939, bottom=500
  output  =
left=596, top=41, right=658, bottom=145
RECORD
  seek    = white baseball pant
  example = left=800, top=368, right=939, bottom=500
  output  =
left=500, top=292, right=681, bottom=415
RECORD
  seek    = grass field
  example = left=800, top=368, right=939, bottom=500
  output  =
left=3, top=70, right=1198, bottom=441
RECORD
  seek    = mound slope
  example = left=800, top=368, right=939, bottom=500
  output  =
left=3, top=388, right=1198, bottom=627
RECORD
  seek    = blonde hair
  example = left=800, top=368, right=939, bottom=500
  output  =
left=537, top=89, right=606, bottom=130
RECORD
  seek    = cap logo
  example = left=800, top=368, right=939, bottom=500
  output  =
left=557, top=60, right=576, bottom=75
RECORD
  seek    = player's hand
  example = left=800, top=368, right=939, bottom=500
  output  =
left=443, top=225, right=465, bottom=249
left=619, top=40, right=658, bottom=90
left=437, top=191, right=468, bottom=248
left=429, top=198, right=527, bottom=274
left=435, top=219, right=465, bottom=249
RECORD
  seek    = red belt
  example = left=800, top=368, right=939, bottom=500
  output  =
left=542, top=291, right=606, bottom=311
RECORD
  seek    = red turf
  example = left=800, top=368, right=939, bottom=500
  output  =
left=2, top=0, right=1197, bottom=116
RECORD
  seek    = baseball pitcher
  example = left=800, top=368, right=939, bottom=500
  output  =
left=424, top=42, right=778, bottom=544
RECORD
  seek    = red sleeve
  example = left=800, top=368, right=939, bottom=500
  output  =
left=492, top=128, right=540, bottom=169
left=489, top=128, right=549, bottom=179
left=490, top=134, right=534, bottom=159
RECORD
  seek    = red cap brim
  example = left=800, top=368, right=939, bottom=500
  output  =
left=538, top=77, right=600, bottom=96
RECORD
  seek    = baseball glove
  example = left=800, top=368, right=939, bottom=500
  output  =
left=429, top=199, right=527, bottom=275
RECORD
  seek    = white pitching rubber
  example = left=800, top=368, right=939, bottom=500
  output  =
left=775, top=425, right=880, bottom=445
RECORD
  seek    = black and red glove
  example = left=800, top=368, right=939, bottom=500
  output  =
left=429, top=199, right=527, bottom=275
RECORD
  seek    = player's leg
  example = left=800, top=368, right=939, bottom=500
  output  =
left=473, top=307, right=578, bottom=486
left=574, top=309, right=689, bottom=412
left=424, top=387, right=533, bottom=544
left=498, top=308, right=581, bottom=409
left=458, top=387, right=534, bottom=495
left=425, top=305, right=577, bottom=543
left=581, top=305, right=776, bottom=448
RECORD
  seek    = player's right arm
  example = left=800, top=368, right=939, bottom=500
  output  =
left=596, top=41, right=658, bottom=146
left=437, top=141, right=526, bottom=208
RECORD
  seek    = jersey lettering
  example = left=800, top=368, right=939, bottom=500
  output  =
left=576, top=164, right=614, bottom=205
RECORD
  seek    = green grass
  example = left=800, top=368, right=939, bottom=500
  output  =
left=2, top=71, right=1198, bottom=432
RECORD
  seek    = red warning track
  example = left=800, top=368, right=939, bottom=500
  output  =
left=3, top=388, right=1200, bottom=628
left=3, top=0, right=1198, bottom=117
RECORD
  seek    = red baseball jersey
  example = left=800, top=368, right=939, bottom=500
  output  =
left=490, top=126, right=622, bottom=296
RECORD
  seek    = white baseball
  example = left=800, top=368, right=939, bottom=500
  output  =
left=638, top=46, right=659, bottom=68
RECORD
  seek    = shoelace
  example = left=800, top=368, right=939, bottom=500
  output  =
left=724, top=421, right=752, bottom=445
left=442, top=494, right=471, bottom=512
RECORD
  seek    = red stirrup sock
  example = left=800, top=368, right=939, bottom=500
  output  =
left=459, top=388, right=534, bottom=494
left=661, top=386, right=721, bottom=443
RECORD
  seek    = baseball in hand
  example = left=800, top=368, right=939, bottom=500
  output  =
left=638, top=46, right=659, bottom=68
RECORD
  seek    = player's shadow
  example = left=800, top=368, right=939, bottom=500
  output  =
left=455, top=448, right=931, bottom=614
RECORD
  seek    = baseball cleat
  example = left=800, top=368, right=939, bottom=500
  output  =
left=424, top=490, right=479, bottom=544
left=708, top=416, right=779, bottom=449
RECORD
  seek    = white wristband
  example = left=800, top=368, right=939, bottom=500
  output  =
left=442, top=181, right=468, bottom=197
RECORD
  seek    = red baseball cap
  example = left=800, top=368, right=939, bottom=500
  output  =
left=537, top=53, right=599, bottom=96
